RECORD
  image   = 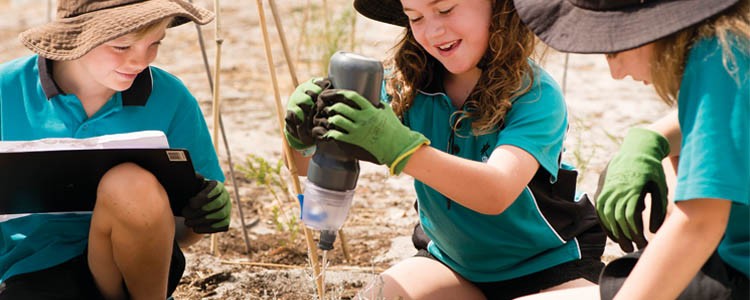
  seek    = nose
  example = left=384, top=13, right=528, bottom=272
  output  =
left=425, top=18, right=446, bottom=40
left=126, top=48, right=157, bottom=72
left=605, top=55, right=626, bottom=80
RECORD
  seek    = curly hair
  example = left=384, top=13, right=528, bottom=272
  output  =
left=650, top=0, right=749, bottom=105
left=385, top=0, right=537, bottom=135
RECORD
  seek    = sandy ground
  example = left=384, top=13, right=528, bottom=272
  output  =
left=0, top=0, right=672, bottom=299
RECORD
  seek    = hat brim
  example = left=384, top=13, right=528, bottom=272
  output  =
left=515, top=0, right=739, bottom=53
left=19, top=0, right=214, bottom=61
left=354, top=0, right=407, bottom=27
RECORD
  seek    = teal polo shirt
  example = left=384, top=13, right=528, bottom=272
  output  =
left=0, top=55, right=224, bottom=281
left=404, top=65, right=582, bottom=282
left=674, top=37, right=749, bottom=277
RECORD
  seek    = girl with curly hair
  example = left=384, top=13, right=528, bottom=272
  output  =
left=284, top=0, right=606, bottom=299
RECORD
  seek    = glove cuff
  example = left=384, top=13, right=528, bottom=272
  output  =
left=389, top=134, right=430, bottom=175
left=622, top=127, right=670, bottom=159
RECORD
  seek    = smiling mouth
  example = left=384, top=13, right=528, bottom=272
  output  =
left=436, top=40, right=459, bottom=52
left=116, top=71, right=138, bottom=79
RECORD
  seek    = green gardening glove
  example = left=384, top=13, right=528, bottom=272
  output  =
left=182, top=173, right=231, bottom=234
left=595, top=127, right=670, bottom=252
left=319, top=89, right=429, bottom=175
left=284, top=77, right=332, bottom=150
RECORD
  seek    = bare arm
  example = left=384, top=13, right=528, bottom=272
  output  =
left=403, top=144, right=539, bottom=215
left=614, top=198, right=731, bottom=300
left=647, top=110, right=681, bottom=157
left=175, top=217, right=202, bottom=247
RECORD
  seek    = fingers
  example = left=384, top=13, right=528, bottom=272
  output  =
left=311, top=123, right=328, bottom=140
left=319, top=89, right=370, bottom=111
left=338, top=90, right=372, bottom=109
left=646, top=180, right=668, bottom=233
left=300, top=77, right=325, bottom=94
left=202, top=182, right=229, bottom=211
left=614, top=229, right=636, bottom=253
left=597, top=190, right=619, bottom=239
left=602, top=211, right=635, bottom=252
left=205, top=204, right=231, bottom=223
left=313, top=78, right=333, bottom=90
left=327, top=102, right=361, bottom=120
left=187, top=180, right=217, bottom=209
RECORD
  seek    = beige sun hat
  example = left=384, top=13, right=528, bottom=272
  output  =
left=19, top=0, right=214, bottom=61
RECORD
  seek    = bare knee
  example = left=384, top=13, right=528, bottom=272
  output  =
left=96, top=163, right=172, bottom=227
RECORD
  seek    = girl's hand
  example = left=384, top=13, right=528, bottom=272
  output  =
left=595, top=127, right=670, bottom=252
left=318, top=89, right=429, bottom=175
left=284, top=77, right=332, bottom=150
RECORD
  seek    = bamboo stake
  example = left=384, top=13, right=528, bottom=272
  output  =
left=253, top=0, right=324, bottom=298
left=338, top=230, right=351, bottom=263
left=268, top=0, right=298, bottom=86
left=294, top=0, right=311, bottom=70
left=267, top=0, right=350, bottom=266
left=268, top=0, right=353, bottom=262
left=210, top=0, right=224, bottom=256
left=189, top=0, right=253, bottom=256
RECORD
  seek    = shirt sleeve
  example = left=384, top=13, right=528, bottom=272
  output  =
left=675, top=38, right=749, bottom=204
left=159, top=73, right=225, bottom=183
left=496, top=69, right=568, bottom=180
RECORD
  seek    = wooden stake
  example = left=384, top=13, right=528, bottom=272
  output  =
left=268, top=0, right=353, bottom=262
left=188, top=0, right=253, bottom=255
left=253, top=0, right=324, bottom=298
left=209, top=0, right=224, bottom=256
left=268, top=0, right=298, bottom=86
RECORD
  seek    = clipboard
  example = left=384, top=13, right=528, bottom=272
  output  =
left=0, top=148, right=202, bottom=216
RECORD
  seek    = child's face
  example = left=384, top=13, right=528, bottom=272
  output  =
left=77, top=26, right=167, bottom=92
left=402, top=0, right=492, bottom=76
left=605, top=43, right=654, bottom=84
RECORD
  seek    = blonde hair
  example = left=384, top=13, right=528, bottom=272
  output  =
left=386, top=0, right=537, bottom=135
left=651, top=1, right=749, bottom=105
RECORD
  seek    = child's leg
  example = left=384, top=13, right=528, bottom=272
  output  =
left=541, top=278, right=596, bottom=292
left=88, top=162, right=176, bottom=299
left=358, top=256, right=485, bottom=300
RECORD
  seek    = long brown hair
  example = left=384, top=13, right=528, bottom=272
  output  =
left=385, top=0, right=537, bottom=134
left=651, top=1, right=749, bottom=105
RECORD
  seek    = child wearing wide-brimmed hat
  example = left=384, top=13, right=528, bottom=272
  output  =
left=0, top=0, right=231, bottom=299
left=514, top=0, right=749, bottom=299
left=285, top=0, right=607, bottom=298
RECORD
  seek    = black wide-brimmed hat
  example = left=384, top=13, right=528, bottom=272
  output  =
left=513, top=0, right=739, bottom=53
left=353, top=0, right=408, bottom=26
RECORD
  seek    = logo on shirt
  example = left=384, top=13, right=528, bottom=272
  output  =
left=480, top=143, right=491, bottom=162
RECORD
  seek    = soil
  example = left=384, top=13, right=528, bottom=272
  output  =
left=0, top=1, right=672, bottom=299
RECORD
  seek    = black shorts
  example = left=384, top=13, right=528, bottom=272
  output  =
left=0, top=241, right=185, bottom=300
left=600, top=250, right=749, bottom=300
left=415, top=249, right=604, bottom=300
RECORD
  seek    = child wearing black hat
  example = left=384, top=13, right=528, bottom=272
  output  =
left=0, top=1, right=230, bottom=299
left=514, top=0, right=749, bottom=299
left=285, top=0, right=607, bottom=299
